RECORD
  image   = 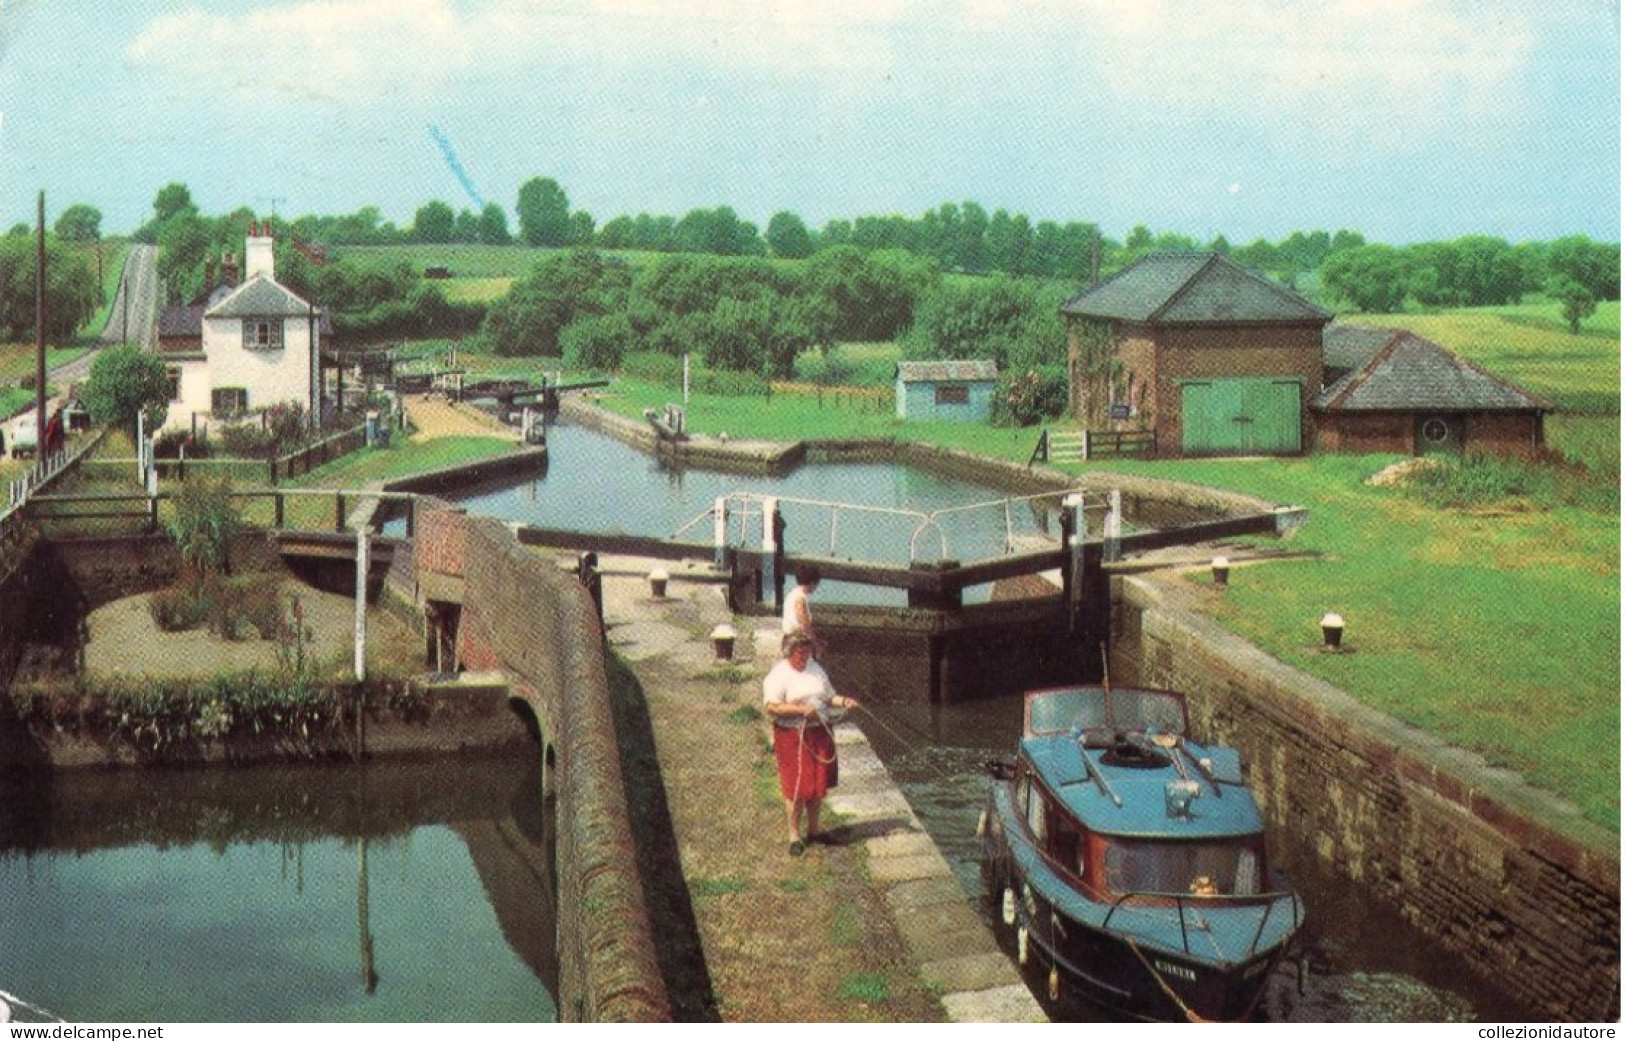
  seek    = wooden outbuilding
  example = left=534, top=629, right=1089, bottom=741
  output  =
left=894, top=360, right=999, bottom=423
left=1060, top=253, right=1331, bottom=457
left=1312, top=326, right=1552, bottom=458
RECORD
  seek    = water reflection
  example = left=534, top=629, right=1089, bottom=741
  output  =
left=0, top=755, right=556, bottom=1023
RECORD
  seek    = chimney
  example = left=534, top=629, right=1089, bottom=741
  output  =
left=204, top=254, right=216, bottom=293
left=245, top=218, right=275, bottom=281
left=221, top=251, right=240, bottom=285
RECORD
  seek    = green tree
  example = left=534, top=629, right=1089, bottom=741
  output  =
left=1546, top=235, right=1620, bottom=301
left=412, top=200, right=457, bottom=243
left=560, top=311, right=635, bottom=370
left=902, top=276, right=1064, bottom=373
left=156, top=211, right=212, bottom=304
left=480, top=248, right=629, bottom=356
left=766, top=211, right=815, bottom=259
left=54, top=204, right=102, bottom=243
left=516, top=177, right=572, bottom=247
left=1319, top=244, right=1411, bottom=312
left=153, top=182, right=196, bottom=225
left=476, top=202, right=512, bottom=245
left=1550, top=277, right=1598, bottom=334
left=0, top=234, right=102, bottom=339
left=82, top=343, right=170, bottom=433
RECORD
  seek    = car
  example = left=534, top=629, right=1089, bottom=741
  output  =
left=9, top=413, right=37, bottom=458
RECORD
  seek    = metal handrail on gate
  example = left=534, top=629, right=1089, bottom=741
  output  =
left=671, top=488, right=1118, bottom=565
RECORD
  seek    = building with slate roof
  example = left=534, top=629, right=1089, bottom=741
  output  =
left=1312, top=325, right=1551, bottom=458
left=159, top=221, right=323, bottom=433
left=1060, top=252, right=1332, bottom=457
left=894, top=359, right=998, bottom=422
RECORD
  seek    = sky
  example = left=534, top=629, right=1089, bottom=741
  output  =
left=0, top=0, right=1617, bottom=246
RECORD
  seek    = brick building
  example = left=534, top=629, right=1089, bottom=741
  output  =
left=1312, top=325, right=1551, bottom=458
left=1060, top=253, right=1332, bottom=457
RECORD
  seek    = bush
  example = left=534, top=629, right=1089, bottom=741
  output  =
left=621, top=350, right=684, bottom=387
left=991, top=366, right=1069, bottom=427
left=216, top=422, right=278, bottom=458
left=693, top=367, right=770, bottom=397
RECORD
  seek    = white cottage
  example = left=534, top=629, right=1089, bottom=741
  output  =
left=162, top=221, right=321, bottom=432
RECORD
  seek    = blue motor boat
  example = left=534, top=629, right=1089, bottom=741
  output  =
left=978, top=684, right=1303, bottom=1022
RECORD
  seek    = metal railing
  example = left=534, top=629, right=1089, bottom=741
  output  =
left=672, top=488, right=1119, bottom=565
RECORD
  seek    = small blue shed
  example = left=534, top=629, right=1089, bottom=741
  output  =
left=895, top=360, right=999, bottom=422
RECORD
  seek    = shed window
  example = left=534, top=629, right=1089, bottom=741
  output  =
left=244, top=319, right=283, bottom=350
left=935, top=384, right=969, bottom=405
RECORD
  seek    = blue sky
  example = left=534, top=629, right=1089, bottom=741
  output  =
left=0, top=0, right=1617, bottom=245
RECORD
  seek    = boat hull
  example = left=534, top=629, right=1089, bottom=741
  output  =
left=981, top=794, right=1290, bottom=1022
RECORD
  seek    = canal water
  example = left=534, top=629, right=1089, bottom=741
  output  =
left=0, top=754, right=556, bottom=1023
left=436, top=411, right=1070, bottom=604
left=442, top=411, right=1536, bottom=1023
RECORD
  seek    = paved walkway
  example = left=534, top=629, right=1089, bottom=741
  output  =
left=590, top=554, right=1044, bottom=1023
left=400, top=393, right=519, bottom=442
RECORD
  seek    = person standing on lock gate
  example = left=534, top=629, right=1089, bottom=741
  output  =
left=782, top=564, right=822, bottom=651
left=762, top=629, right=857, bottom=856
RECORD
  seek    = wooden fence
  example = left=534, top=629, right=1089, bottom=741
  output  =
left=1029, top=427, right=1155, bottom=466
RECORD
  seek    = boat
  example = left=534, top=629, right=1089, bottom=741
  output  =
left=978, top=683, right=1303, bottom=1022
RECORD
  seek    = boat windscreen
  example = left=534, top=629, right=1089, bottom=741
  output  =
left=1027, top=689, right=1108, bottom=736
left=1104, top=838, right=1261, bottom=897
left=1024, top=687, right=1189, bottom=738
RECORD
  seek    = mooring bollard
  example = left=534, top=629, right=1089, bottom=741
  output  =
left=1320, top=612, right=1345, bottom=651
left=710, top=624, right=737, bottom=662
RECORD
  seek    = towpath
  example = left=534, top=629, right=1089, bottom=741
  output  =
left=587, top=556, right=1044, bottom=1023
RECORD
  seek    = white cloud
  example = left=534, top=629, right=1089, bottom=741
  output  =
left=1061, top=0, right=1537, bottom=146
left=127, top=0, right=473, bottom=102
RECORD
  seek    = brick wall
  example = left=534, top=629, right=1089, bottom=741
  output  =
left=1111, top=576, right=1619, bottom=1021
left=436, top=510, right=671, bottom=1023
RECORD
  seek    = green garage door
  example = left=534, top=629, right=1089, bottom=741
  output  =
left=1181, top=378, right=1302, bottom=455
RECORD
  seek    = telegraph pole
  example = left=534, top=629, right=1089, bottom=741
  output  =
left=35, top=192, right=46, bottom=450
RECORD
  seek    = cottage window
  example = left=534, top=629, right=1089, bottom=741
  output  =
left=166, top=366, right=182, bottom=402
left=244, top=319, right=283, bottom=350
left=212, top=387, right=248, bottom=418
left=935, top=384, right=970, bottom=405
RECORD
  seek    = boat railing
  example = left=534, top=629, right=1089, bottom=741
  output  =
left=1101, top=888, right=1303, bottom=962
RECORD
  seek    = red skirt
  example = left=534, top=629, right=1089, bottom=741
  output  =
left=773, top=724, right=837, bottom=801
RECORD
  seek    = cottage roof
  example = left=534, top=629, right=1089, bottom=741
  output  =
left=158, top=280, right=240, bottom=338
left=896, top=359, right=998, bottom=383
left=1314, top=326, right=1552, bottom=413
left=206, top=275, right=316, bottom=319
left=1059, top=252, right=1331, bottom=325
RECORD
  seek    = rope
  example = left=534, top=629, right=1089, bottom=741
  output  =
left=1126, top=936, right=1213, bottom=1024
left=1124, top=935, right=1283, bottom=1024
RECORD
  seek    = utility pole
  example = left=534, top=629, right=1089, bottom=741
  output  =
left=35, top=192, right=46, bottom=452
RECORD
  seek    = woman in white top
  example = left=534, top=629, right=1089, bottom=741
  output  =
left=762, top=629, right=857, bottom=855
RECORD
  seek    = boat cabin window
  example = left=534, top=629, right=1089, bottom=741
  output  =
left=1103, top=839, right=1262, bottom=897
left=1019, top=772, right=1084, bottom=873
left=1018, top=772, right=1048, bottom=843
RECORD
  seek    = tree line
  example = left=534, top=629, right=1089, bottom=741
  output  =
left=1, top=174, right=1617, bottom=356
